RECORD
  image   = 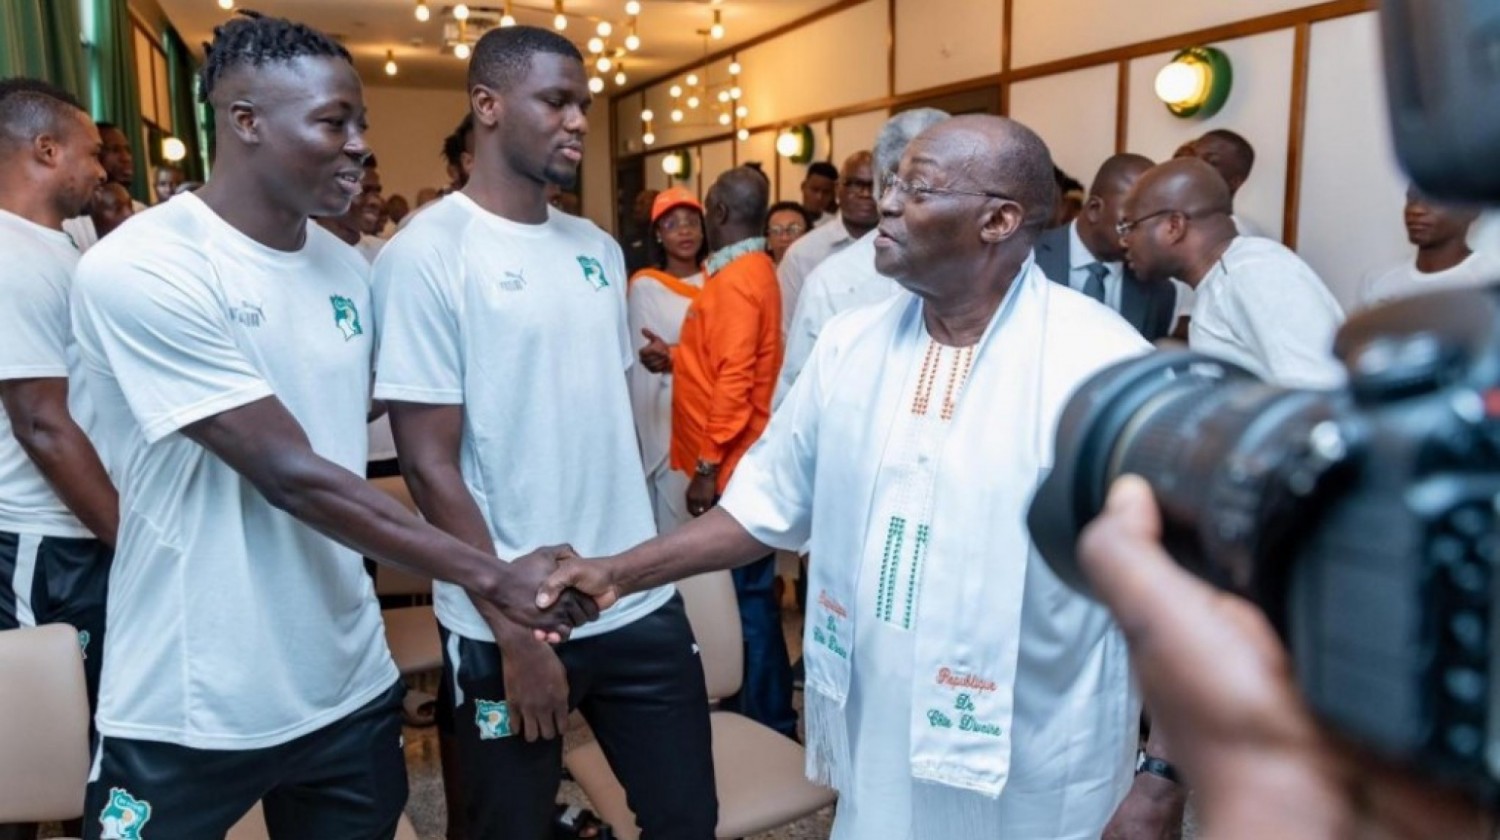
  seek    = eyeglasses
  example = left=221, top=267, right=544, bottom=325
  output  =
left=841, top=178, right=876, bottom=196
left=886, top=174, right=1017, bottom=204
left=768, top=224, right=805, bottom=237
left=658, top=215, right=703, bottom=232
left=1115, top=208, right=1226, bottom=238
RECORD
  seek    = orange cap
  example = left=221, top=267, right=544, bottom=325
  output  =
left=651, top=187, right=703, bottom=224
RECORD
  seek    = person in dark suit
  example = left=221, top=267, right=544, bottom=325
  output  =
left=1034, top=153, right=1178, bottom=341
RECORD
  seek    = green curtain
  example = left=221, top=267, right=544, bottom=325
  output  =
left=164, top=29, right=206, bottom=181
left=92, top=0, right=147, bottom=202
left=0, top=0, right=90, bottom=109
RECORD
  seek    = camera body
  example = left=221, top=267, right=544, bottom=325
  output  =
left=1030, top=286, right=1500, bottom=797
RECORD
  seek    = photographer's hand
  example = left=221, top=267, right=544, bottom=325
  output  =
left=1080, top=476, right=1495, bottom=840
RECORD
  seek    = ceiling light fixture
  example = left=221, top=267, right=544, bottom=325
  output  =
left=710, top=10, right=724, bottom=40
left=625, top=31, right=640, bottom=51
left=669, top=84, right=682, bottom=98
left=589, top=76, right=605, bottom=93
left=414, top=0, right=429, bottom=21
left=687, top=95, right=700, bottom=109
left=588, top=37, right=604, bottom=53
left=718, top=113, right=731, bottom=126
left=217, top=0, right=233, bottom=9
left=454, top=42, right=472, bottom=59
left=643, top=131, right=655, bottom=146
left=453, top=3, right=470, bottom=21
left=597, top=21, right=612, bottom=37
left=615, top=68, right=628, bottom=86
left=554, top=0, right=567, bottom=30
left=670, top=108, right=683, bottom=122
left=685, top=73, right=699, bottom=87
left=735, top=105, right=748, bottom=119
left=501, top=0, right=515, bottom=26
left=737, top=128, right=749, bottom=141
left=728, top=61, right=741, bottom=76
left=596, top=56, right=612, bottom=72
left=384, top=50, right=398, bottom=76
left=625, top=0, right=641, bottom=15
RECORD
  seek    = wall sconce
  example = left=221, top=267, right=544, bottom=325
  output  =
left=161, top=136, right=187, bottom=162
left=776, top=125, right=813, bottom=164
left=662, top=149, right=693, bottom=181
left=1154, top=46, right=1232, bottom=119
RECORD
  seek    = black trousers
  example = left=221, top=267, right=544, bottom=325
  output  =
left=442, top=594, right=717, bottom=839
left=83, top=680, right=408, bottom=840
left=0, top=531, right=111, bottom=714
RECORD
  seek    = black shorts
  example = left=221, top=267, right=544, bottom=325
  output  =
left=83, top=680, right=408, bottom=840
left=442, top=593, right=717, bottom=839
left=0, top=531, right=111, bottom=712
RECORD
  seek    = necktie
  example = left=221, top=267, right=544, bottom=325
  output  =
left=1083, top=262, right=1108, bottom=303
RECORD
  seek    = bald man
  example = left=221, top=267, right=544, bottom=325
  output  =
left=544, top=115, right=1182, bottom=839
left=777, top=150, right=879, bottom=334
left=1034, top=153, right=1179, bottom=340
left=1121, top=158, right=1345, bottom=387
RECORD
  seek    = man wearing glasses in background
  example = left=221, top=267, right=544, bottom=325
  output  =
left=1120, top=158, right=1345, bottom=388
left=777, top=150, right=879, bottom=335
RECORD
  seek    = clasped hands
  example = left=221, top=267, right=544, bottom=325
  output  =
left=499, top=544, right=622, bottom=642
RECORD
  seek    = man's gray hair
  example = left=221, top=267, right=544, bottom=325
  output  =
left=873, top=108, right=950, bottom=187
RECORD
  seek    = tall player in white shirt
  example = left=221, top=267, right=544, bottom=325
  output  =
left=374, top=27, right=715, bottom=839
left=71, top=14, right=593, bottom=838
left=0, top=82, right=118, bottom=816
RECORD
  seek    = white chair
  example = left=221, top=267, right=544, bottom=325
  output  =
left=0, top=624, right=90, bottom=834
left=227, top=799, right=421, bottom=839
left=564, top=572, right=836, bottom=839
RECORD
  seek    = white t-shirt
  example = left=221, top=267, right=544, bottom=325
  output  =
left=62, top=200, right=148, bottom=252
left=348, top=233, right=398, bottom=463
left=373, top=193, right=672, bottom=643
left=0, top=210, right=94, bottom=537
left=71, top=195, right=396, bottom=750
left=1189, top=236, right=1346, bottom=388
left=1355, top=251, right=1500, bottom=312
left=777, top=213, right=858, bottom=335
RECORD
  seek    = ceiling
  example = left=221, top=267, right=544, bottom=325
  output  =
left=155, top=0, right=842, bottom=91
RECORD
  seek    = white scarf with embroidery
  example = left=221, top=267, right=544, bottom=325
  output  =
left=802, top=260, right=1054, bottom=837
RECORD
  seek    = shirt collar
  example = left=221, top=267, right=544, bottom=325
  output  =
left=705, top=236, right=767, bottom=276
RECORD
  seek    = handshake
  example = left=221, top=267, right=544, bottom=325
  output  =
left=492, top=544, right=625, bottom=642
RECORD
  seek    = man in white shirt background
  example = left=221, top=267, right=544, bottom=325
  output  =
left=373, top=25, right=715, bottom=839
left=61, top=120, right=145, bottom=251
left=0, top=82, right=118, bottom=840
left=1033, top=152, right=1178, bottom=342
left=777, top=150, right=879, bottom=334
left=1121, top=158, right=1346, bottom=388
left=1356, top=186, right=1499, bottom=311
left=72, top=14, right=589, bottom=837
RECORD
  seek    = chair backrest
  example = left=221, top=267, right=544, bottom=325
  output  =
left=369, top=476, right=435, bottom=596
left=0, top=624, right=90, bottom=821
left=673, top=572, right=743, bottom=701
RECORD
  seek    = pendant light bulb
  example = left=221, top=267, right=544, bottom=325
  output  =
left=414, top=0, right=429, bottom=22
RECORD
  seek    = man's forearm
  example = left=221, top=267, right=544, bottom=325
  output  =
left=19, top=420, right=119, bottom=547
left=609, top=507, right=770, bottom=595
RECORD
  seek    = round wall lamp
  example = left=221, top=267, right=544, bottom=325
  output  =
left=161, top=136, right=187, bottom=162
left=662, top=149, right=693, bottom=181
left=775, top=125, right=813, bottom=164
left=1153, top=46, right=1232, bottom=119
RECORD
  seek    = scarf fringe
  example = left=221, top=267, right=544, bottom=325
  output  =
left=803, top=687, right=852, bottom=792
left=910, top=779, right=996, bottom=840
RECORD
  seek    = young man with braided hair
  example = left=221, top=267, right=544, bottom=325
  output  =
left=72, top=13, right=590, bottom=838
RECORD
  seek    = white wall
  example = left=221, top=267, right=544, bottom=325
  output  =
left=1011, top=0, right=1318, bottom=67
left=740, top=1, right=889, bottom=125
left=1008, top=64, right=1118, bottom=185
left=582, top=94, right=615, bottom=233
left=699, top=140, right=736, bottom=200
left=831, top=109, right=890, bottom=168
left=895, top=0, right=1003, bottom=94
left=362, top=85, right=471, bottom=204
left=1297, top=12, right=1409, bottom=307
left=1127, top=30, right=1295, bottom=239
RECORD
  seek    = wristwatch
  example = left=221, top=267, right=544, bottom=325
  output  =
left=694, top=459, right=720, bottom=477
left=1135, top=750, right=1180, bottom=784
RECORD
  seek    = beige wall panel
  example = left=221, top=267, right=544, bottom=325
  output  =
left=1126, top=29, right=1295, bottom=240
left=739, top=0, right=888, bottom=127
left=617, top=94, right=645, bottom=157
left=1012, top=0, right=1322, bottom=68
left=1007, top=64, right=1118, bottom=187
left=582, top=96, right=615, bottom=233
left=894, top=0, right=1004, bottom=94
left=1297, top=12, right=1409, bottom=307
left=698, top=140, right=736, bottom=199
left=363, top=85, right=471, bottom=204
left=831, top=109, right=890, bottom=167
left=736, top=130, right=780, bottom=197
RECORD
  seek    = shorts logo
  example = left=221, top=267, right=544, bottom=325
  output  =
left=576, top=256, right=608, bottom=291
left=330, top=295, right=363, bottom=341
left=475, top=699, right=513, bottom=740
left=78, top=629, right=91, bottom=660
left=98, top=787, right=151, bottom=839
